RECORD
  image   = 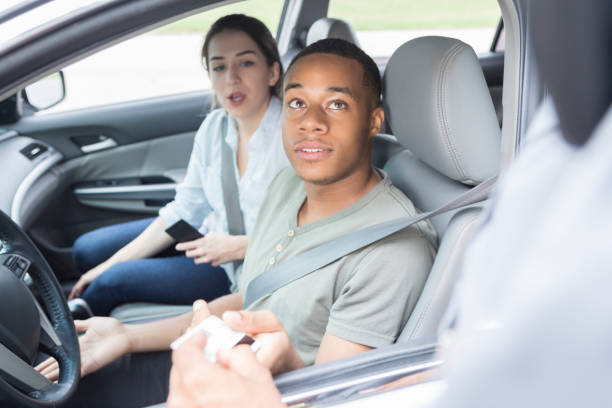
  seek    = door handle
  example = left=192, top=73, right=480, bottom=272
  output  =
left=71, top=134, right=117, bottom=153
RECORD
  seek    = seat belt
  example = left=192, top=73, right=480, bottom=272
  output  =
left=244, top=177, right=496, bottom=308
left=220, top=116, right=246, bottom=270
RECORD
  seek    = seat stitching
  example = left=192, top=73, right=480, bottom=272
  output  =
left=436, top=42, right=468, bottom=180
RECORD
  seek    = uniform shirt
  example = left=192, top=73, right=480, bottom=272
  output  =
left=239, top=168, right=438, bottom=365
left=436, top=103, right=612, bottom=407
left=159, top=97, right=288, bottom=289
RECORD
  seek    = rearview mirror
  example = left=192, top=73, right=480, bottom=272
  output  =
left=23, top=71, right=66, bottom=111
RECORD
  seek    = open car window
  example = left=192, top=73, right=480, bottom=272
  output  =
left=36, top=0, right=283, bottom=114
left=327, top=0, right=501, bottom=63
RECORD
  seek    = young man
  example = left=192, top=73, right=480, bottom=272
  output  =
left=235, top=38, right=436, bottom=367
left=39, top=39, right=436, bottom=407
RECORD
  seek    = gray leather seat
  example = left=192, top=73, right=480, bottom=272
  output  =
left=305, top=17, right=360, bottom=46
left=281, top=17, right=360, bottom=69
left=380, top=36, right=501, bottom=340
left=111, top=302, right=191, bottom=323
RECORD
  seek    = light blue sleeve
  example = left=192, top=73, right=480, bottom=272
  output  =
left=159, top=117, right=215, bottom=230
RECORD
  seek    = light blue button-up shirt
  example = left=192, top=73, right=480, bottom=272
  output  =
left=159, top=97, right=288, bottom=289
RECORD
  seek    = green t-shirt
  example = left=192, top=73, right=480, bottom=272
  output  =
left=239, top=168, right=437, bottom=365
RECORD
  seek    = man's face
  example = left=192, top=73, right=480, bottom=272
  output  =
left=282, top=53, right=383, bottom=185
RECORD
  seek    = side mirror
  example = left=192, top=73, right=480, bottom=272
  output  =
left=22, top=71, right=66, bottom=111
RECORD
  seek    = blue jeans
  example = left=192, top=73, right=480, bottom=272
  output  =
left=73, top=217, right=230, bottom=316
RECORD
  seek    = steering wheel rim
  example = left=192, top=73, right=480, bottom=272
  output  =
left=0, top=210, right=80, bottom=407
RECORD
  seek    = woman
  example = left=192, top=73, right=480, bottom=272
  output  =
left=69, top=14, right=288, bottom=316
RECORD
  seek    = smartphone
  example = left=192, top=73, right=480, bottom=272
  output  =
left=165, top=219, right=203, bottom=242
left=170, top=315, right=260, bottom=363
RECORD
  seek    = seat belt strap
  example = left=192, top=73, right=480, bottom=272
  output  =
left=244, top=177, right=496, bottom=308
left=220, top=116, right=246, bottom=270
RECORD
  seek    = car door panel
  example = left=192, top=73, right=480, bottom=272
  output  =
left=0, top=134, right=63, bottom=226
left=67, top=130, right=194, bottom=213
left=12, top=91, right=210, bottom=160
left=11, top=90, right=213, bottom=280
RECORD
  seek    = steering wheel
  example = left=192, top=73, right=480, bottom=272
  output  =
left=0, top=210, right=80, bottom=407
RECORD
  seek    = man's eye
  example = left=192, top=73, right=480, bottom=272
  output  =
left=288, top=99, right=305, bottom=109
left=212, top=65, right=225, bottom=73
left=329, top=101, right=347, bottom=110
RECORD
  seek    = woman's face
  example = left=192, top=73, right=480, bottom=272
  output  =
left=207, top=29, right=280, bottom=122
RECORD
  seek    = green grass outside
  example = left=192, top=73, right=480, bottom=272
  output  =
left=155, top=0, right=284, bottom=35
left=330, top=0, right=500, bottom=30
left=155, top=0, right=500, bottom=35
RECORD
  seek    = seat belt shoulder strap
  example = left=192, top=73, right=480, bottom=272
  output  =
left=243, top=177, right=496, bottom=308
left=220, top=116, right=246, bottom=270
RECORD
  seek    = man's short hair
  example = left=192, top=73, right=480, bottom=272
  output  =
left=286, top=38, right=382, bottom=108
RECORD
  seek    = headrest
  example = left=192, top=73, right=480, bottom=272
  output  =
left=306, top=18, right=360, bottom=46
left=383, top=36, right=500, bottom=185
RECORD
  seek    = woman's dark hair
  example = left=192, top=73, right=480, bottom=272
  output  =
left=202, top=14, right=283, bottom=98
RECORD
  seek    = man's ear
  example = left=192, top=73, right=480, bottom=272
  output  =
left=268, top=61, right=281, bottom=87
left=368, top=106, right=385, bottom=138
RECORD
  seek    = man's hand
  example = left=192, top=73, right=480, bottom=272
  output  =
left=222, top=310, right=304, bottom=374
left=185, top=302, right=302, bottom=374
left=35, top=317, right=131, bottom=380
left=175, top=232, right=248, bottom=266
left=167, top=331, right=285, bottom=408
left=189, top=299, right=212, bottom=328
left=68, top=262, right=109, bottom=299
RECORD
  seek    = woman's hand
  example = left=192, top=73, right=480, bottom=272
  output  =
left=176, top=232, right=248, bottom=266
left=35, top=317, right=131, bottom=381
left=68, top=261, right=110, bottom=299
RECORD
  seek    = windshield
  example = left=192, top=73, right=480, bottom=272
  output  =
left=0, top=0, right=108, bottom=51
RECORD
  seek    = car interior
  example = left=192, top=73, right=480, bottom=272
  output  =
left=0, top=0, right=531, bottom=406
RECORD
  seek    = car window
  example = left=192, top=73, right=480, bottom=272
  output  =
left=40, top=0, right=283, bottom=114
left=494, top=24, right=505, bottom=52
left=327, top=0, right=501, bottom=60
